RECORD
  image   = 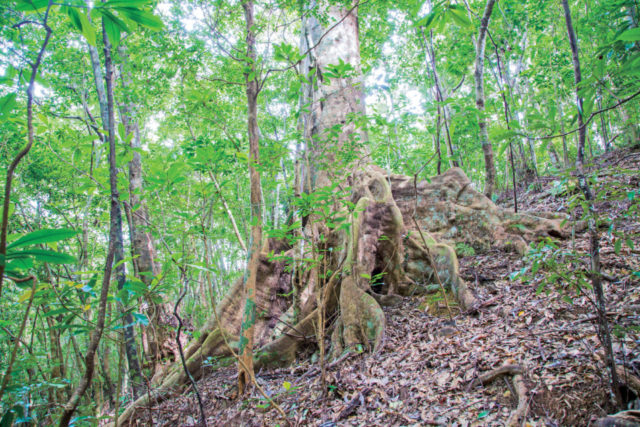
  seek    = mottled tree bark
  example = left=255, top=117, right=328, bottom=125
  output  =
left=117, top=45, right=174, bottom=374
left=238, top=0, right=263, bottom=396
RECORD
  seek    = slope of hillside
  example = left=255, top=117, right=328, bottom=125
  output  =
left=127, top=147, right=640, bottom=426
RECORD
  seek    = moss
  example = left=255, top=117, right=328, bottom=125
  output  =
left=418, top=290, right=458, bottom=316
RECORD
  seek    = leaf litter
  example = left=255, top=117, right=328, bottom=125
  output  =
left=132, top=148, right=640, bottom=426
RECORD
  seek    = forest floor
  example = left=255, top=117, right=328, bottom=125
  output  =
left=134, top=147, right=640, bottom=426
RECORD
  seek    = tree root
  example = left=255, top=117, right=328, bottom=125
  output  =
left=112, top=166, right=566, bottom=424
left=507, top=373, right=528, bottom=427
left=595, top=410, right=640, bottom=427
left=469, top=364, right=527, bottom=426
left=615, top=365, right=640, bottom=397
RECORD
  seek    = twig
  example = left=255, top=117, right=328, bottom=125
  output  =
left=468, top=364, right=523, bottom=389
left=506, top=373, right=527, bottom=427
left=335, top=388, right=371, bottom=421
left=0, top=1, right=53, bottom=299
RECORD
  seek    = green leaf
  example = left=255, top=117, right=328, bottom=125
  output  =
left=79, top=11, right=97, bottom=46
left=282, top=381, right=291, bottom=391
left=416, top=10, right=439, bottom=31
left=0, top=93, right=17, bottom=118
left=7, top=228, right=78, bottom=250
left=104, top=0, right=154, bottom=6
left=6, top=257, right=33, bottom=272
left=447, top=7, right=472, bottom=28
left=117, top=7, right=164, bottom=31
left=100, top=9, right=130, bottom=47
left=625, top=238, right=635, bottom=251
left=1, top=405, right=24, bottom=427
left=8, top=249, right=77, bottom=264
left=477, top=410, right=490, bottom=419
left=614, top=239, right=622, bottom=255
left=132, top=312, right=149, bottom=326
left=43, top=307, right=71, bottom=317
left=15, top=0, right=49, bottom=13
left=617, top=27, right=640, bottom=42
left=67, top=7, right=97, bottom=46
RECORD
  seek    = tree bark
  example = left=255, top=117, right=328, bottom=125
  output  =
left=475, top=0, right=497, bottom=198
left=561, top=0, right=587, bottom=168
left=420, top=26, right=459, bottom=169
left=238, top=0, right=263, bottom=396
left=117, top=44, right=173, bottom=374
left=102, top=25, right=144, bottom=400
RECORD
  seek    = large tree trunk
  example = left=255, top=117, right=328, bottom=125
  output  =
left=237, top=0, right=263, bottom=396
left=102, top=28, right=144, bottom=400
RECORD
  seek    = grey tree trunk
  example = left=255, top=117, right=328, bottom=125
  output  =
left=304, top=0, right=367, bottom=188
left=238, top=0, right=263, bottom=395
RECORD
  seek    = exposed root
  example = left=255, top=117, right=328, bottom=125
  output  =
left=469, top=364, right=524, bottom=388
left=469, top=364, right=527, bottom=427
left=596, top=410, right=640, bottom=427
left=335, top=387, right=372, bottom=421
left=507, top=373, right=528, bottom=427
left=332, top=275, right=385, bottom=355
left=616, top=365, right=640, bottom=397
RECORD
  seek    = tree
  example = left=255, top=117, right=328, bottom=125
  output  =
left=237, top=0, right=263, bottom=396
left=474, top=0, right=497, bottom=198
left=114, top=2, right=567, bottom=422
left=561, top=0, right=622, bottom=408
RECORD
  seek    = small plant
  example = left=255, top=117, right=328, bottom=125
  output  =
left=454, top=242, right=476, bottom=257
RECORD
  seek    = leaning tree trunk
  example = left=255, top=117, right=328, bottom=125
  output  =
left=112, top=3, right=572, bottom=424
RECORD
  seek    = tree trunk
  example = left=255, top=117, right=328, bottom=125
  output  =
left=475, top=0, right=497, bottom=198
left=562, top=0, right=622, bottom=408
left=556, top=86, right=570, bottom=166
left=237, top=0, right=263, bottom=396
left=117, top=44, right=174, bottom=375
left=420, top=26, right=459, bottom=169
left=597, top=91, right=610, bottom=152
left=562, top=0, right=586, bottom=168
left=102, top=26, right=144, bottom=400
